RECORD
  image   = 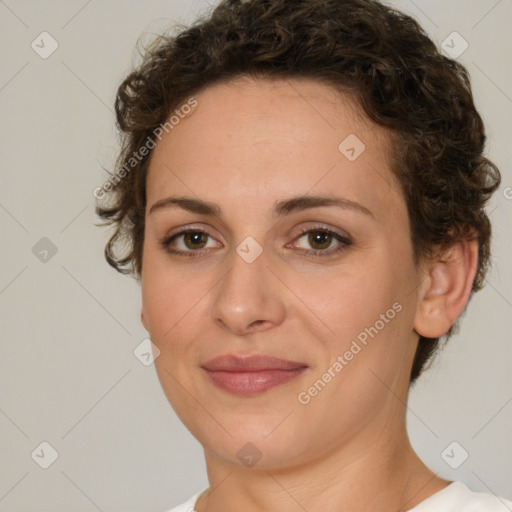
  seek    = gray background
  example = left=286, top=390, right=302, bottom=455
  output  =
left=0, top=0, right=510, bottom=510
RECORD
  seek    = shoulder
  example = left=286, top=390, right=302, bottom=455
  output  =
left=410, top=481, right=512, bottom=512
left=162, top=490, right=202, bottom=512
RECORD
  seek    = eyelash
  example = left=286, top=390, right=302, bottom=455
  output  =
left=159, top=225, right=352, bottom=259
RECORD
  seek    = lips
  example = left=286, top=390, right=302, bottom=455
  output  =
left=202, top=354, right=307, bottom=372
left=201, top=354, right=308, bottom=395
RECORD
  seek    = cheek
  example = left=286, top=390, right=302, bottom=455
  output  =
left=142, top=260, right=208, bottom=404
left=315, top=253, right=414, bottom=369
left=141, top=250, right=206, bottom=345
left=313, top=263, right=391, bottom=338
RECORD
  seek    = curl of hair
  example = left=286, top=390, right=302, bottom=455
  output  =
left=96, top=0, right=500, bottom=383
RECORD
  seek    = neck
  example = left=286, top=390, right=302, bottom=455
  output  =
left=195, top=420, right=450, bottom=512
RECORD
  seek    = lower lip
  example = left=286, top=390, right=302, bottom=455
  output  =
left=203, top=368, right=307, bottom=395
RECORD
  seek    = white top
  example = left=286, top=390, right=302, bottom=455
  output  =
left=164, top=481, right=512, bottom=511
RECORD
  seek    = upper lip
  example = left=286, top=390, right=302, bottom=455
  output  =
left=201, top=354, right=308, bottom=372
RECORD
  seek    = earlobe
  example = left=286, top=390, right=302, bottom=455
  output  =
left=413, top=238, right=478, bottom=339
left=141, top=308, right=148, bottom=330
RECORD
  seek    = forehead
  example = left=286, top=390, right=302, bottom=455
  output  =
left=146, top=76, right=403, bottom=221
left=153, top=75, right=381, bottom=153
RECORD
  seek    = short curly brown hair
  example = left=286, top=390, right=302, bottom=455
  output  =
left=96, top=0, right=500, bottom=383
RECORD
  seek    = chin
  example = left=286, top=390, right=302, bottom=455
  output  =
left=189, top=412, right=318, bottom=471
left=204, top=434, right=308, bottom=471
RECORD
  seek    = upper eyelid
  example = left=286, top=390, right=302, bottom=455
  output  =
left=163, top=224, right=224, bottom=244
left=165, top=224, right=347, bottom=239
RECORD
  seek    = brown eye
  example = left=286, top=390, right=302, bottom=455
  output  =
left=307, top=230, right=333, bottom=250
left=290, top=228, right=352, bottom=257
left=161, top=229, right=221, bottom=257
left=183, top=231, right=209, bottom=250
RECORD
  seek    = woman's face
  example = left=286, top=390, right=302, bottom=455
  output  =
left=141, top=77, right=424, bottom=469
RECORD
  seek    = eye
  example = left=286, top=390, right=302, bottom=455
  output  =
left=160, top=229, right=221, bottom=257
left=288, top=227, right=351, bottom=256
left=160, top=226, right=351, bottom=259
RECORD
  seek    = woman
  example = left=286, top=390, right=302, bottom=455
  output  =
left=96, top=0, right=511, bottom=510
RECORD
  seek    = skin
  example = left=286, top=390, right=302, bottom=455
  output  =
left=140, top=76, right=478, bottom=511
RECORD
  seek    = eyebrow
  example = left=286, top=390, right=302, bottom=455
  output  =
left=149, top=194, right=375, bottom=219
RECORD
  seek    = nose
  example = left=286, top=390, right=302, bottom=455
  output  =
left=210, top=246, right=286, bottom=336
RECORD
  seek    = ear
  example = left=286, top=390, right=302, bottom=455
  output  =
left=141, top=308, right=148, bottom=331
left=413, top=237, right=479, bottom=338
